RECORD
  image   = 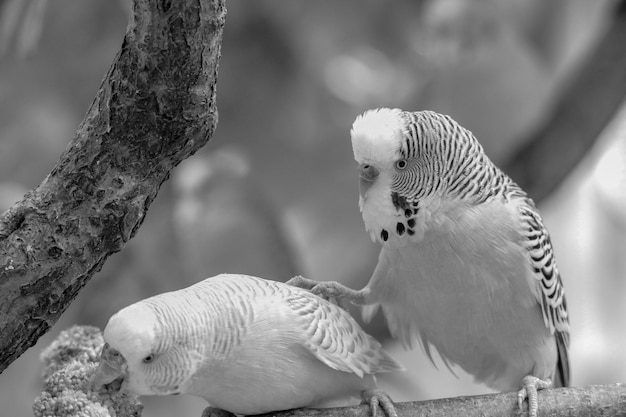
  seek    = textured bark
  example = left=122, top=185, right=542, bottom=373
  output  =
left=504, top=1, right=626, bottom=203
left=0, top=0, right=226, bottom=374
left=245, top=384, right=626, bottom=417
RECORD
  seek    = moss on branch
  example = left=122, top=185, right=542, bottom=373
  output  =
left=33, top=326, right=143, bottom=417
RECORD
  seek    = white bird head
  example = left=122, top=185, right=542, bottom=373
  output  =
left=350, top=108, right=496, bottom=245
left=351, top=108, right=406, bottom=178
left=94, top=301, right=197, bottom=396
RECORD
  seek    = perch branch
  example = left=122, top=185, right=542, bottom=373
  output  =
left=249, top=384, right=626, bottom=417
left=504, top=0, right=626, bottom=203
left=0, top=0, right=226, bottom=374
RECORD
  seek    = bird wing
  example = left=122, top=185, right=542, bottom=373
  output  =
left=284, top=290, right=401, bottom=378
left=518, top=198, right=570, bottom=386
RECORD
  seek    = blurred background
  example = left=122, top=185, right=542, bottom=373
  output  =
left=1, top=0, right=625, bottom=415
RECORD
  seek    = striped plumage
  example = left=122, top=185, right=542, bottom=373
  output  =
left=294, top=108, right=568, bottom=415
left=97, top=274, right=401, bottom=415
left=355, top=108, right=569, bottom=389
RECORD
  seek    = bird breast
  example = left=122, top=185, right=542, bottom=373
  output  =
left=371, top=200, right=555, bottom=390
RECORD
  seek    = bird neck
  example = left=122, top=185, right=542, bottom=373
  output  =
left=445, top=150, right=514, bottom=206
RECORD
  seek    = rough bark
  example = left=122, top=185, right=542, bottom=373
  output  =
left=0, top=0, right=226, bottom=374
left=245, top=384, right=626, bottom=417
left=504, top=1, right=626, bottom=203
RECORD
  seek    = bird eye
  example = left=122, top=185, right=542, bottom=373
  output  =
left=143, top=354, right=155, bottom=363
left=395, top=159, right=408, bottom=170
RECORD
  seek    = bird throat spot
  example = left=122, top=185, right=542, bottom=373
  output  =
left=384, top=192, right=420, bottom=240
left=391, top=191, right=409, bottom=211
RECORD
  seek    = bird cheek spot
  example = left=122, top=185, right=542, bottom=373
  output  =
left=381, top=229, right=389, bottom=242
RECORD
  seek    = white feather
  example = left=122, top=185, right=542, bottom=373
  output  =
left=101, top=273, right=402, bottom=415
left=351, top=108, right=405, bottom=166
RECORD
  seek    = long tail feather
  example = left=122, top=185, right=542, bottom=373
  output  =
left=554, top=330, right=570, bottom=387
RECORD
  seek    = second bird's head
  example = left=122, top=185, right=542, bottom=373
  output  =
left=93, top=302, right=194, bottom=397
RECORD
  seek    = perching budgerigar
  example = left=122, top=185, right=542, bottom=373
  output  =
left=93, top=273, right=402, bottom=416
left=289, top=108, right=570, bottom=417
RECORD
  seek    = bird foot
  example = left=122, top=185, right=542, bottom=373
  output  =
left=286, top=276, right=362, bottom=308
left=517, top=375, right=551, bottom=417
left=201, top=406, right=236, bottom=417
left=285, top=275, right=320, bottom=291
left=361, top=389, right=397, bottom=417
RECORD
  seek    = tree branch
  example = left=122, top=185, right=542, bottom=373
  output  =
left=504, top=1, right=626, bottom=203
left=0, top=0, right=226, bottom=374
left=248, top=384, right=626, bottom=417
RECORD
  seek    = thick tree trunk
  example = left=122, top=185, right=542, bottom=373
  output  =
left=0, top=0, right=226, bottom=374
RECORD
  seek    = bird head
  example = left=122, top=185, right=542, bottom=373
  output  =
left=350, top=108, right=490, bottom=245
left=93, top=302, right=186, bottom=396
left=351, top=108, right=405, bottom=201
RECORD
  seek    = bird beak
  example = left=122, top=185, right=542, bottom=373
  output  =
left=359, top=163, right=379, bottom=198
left=93, top=343, right=127, bottom=390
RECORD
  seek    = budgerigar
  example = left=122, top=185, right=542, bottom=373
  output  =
left=289, top=108, right=570, bottom=417
left=93, top=273, right=402, bottom=416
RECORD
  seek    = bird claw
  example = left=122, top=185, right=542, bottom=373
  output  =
left=287, top=276, right=350, bottom=308
left=310, top=282, right=342, bottom=303
left=517, top=375, right=551, bottom=417
left=361, top=389, right=397, bottom=417
left=285, top=275, right=319, bottom=291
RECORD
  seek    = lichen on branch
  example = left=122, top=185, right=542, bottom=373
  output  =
left=33, top=325, right=143, bottom=417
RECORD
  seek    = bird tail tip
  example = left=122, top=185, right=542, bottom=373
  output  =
left=554, top=330, right=570, bottom=387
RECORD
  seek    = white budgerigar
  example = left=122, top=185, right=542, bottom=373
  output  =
left=290, top=108, right=570, bottom=417
left=93, top=273, right=402, bottom=416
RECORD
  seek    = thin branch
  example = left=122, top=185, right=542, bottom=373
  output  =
left=249, top=384, right=626, bottom=417
left=0, top=0, right=226, bottom=374
left=504, top=1, right=626, bottom=203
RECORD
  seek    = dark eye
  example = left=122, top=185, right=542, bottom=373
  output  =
left=395, top=159, right=408, bottom=170
left=143, top=354, right=155, bottom=363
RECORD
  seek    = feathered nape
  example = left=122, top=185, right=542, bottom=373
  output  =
left=401, top=110, right=515, bottom=206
